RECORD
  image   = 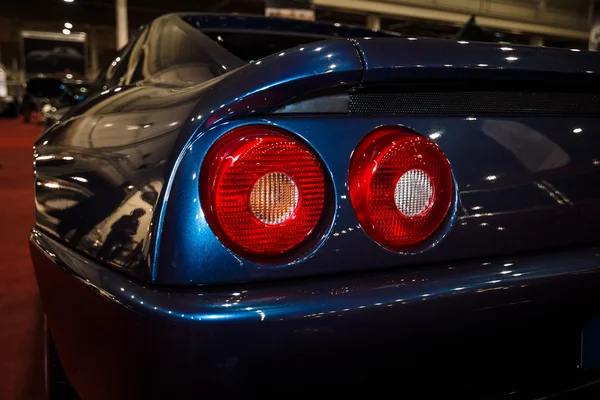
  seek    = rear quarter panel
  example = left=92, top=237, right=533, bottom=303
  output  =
left=32, top=38, right=363, bottom=282
left=158, top=114, right=600, bottom=284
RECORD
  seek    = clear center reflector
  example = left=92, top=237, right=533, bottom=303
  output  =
left=250, top=172, right=299, bottom=225
left=394, top=169, right=434, bottom=217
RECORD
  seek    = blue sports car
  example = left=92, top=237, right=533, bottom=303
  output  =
left=30, top=12, right=600, bottom=399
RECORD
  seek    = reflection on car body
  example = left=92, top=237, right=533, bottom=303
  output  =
left=29, top=12, right=600, bottom=400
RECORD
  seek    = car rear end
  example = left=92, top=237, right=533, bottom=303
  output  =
left=30, top=27, right=600, bottom=399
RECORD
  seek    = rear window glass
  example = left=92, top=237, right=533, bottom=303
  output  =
left=201, top=31, right=322, bottom=62
left=182, top=15, right=396, bottom=64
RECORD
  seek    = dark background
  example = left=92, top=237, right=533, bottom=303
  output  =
left=23, top=37, right=85, bottom=75
left=265, top=0, right=311, bottom=9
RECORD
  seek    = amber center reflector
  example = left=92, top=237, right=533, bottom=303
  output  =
left=250, top=172, right=299, bottom=225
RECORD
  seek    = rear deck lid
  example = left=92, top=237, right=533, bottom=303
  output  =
left=354, top=37, right=600, bottom=84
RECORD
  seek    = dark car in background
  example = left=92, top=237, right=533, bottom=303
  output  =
left=30, top=12, right=600, bottom=400
left=40, top=80, right=90, bottom=127
left=27, top=47, right=84, bottom=63
left=23, top=77, right=89, bottom=125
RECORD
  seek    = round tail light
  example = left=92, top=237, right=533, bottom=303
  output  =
left=349, top=126, right=453, bottom=250
left=201, top=125, right=326, bottom=258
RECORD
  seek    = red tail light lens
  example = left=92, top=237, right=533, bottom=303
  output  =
left=201, top=126, right=326, bottom=258
left=349, top=127, right=453, bottom=250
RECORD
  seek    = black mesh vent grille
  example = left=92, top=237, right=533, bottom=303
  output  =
left=348, top=91, right=600, bottom=116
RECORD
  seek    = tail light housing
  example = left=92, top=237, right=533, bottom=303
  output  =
left=201, top=125, right=327, bottom=259
left=349, top=126, right=453, bottom=250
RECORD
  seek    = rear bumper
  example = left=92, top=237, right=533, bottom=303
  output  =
left=30, top=229, right=600, bottom=399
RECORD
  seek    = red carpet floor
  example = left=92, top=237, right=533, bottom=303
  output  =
left=0, top=118, right=46, bottom=399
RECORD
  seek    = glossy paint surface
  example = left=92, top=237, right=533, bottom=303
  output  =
left=33, top=34, right=362, bottom=281
left=88, top=15, right=245, bottom=94
left=34, top=27, right=600, bottom=285
left=33, top=85, right=200, bottom=280
left=153, top=38, right=600, bottom=284
left=31, top=227, right=600, bottom=325
left=356, top=37, right=600, bottom=83
left=30, top=230, right=600, bottom=398
left=159, top=114, right=600, bottom=284
left=30, top=12, right=600, bottom=399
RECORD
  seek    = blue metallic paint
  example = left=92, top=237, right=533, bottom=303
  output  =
left=35, top=227, right=600, bottom=324
left=33, top=84, right=201, bottom=280
left=158, top=115, right=600, bottom=285
left=156, top=39, right=365, bottom=277
left=30, top=229, right=600, bottom=399
left=33, top=37, right=363, bottom=282
left=34, top=33, right=600, bottom=285
left=355, top=37, right=600, bottom=83
left=29, top=13, right=600, bottom=399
